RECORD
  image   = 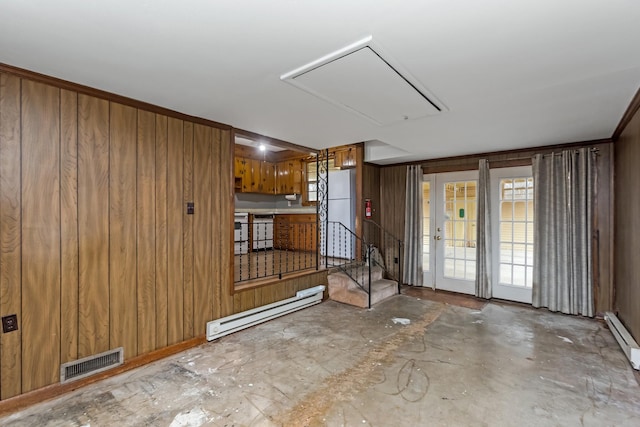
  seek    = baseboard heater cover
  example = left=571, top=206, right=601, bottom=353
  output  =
left=207, top=285, right=325, bottom=341
left=60, top=347, right=124, bottom=383
left=604, top=312, right=640, bottom=370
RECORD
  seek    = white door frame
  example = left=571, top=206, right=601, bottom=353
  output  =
left=423, top=171, right=478, bottom=294
left=490, top=166, right=533, bottom=303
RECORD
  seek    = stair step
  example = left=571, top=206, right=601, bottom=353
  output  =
left=334, top=264, right=384, bottom=285
left=327, top=273, right=398, bottom=308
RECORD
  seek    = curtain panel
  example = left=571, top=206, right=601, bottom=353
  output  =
left=403, top=165, right=424, bottom=286
left=532, top=148, right=595, bottom=317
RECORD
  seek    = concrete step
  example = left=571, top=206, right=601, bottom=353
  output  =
left=327, top=269, right=398, bottom=308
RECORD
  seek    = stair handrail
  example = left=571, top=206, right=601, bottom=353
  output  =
left=363, top=219, right=404, bottom=287
left=324, top=221, right=373, bottom=306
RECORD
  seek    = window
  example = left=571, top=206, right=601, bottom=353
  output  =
left=306, top=160, right=318, bottom=202
left=304, top=158, right=335, bottom=204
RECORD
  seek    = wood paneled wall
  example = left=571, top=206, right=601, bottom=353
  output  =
left=377, top=141, right=614, bottom=314
left=379, top=165, right=407, bottom=243
left=362, top=163, right=381, bottom=222
left=0, top=66, right=329, bottom=401
left=614, top=96, right=640, bottom=342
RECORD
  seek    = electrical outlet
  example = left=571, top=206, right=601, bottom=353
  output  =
left=2, top=314, right=18, bottom=333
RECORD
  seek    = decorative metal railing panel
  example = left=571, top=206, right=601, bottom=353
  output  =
left=317, top=149, right=329, bottom=265
left=234, top=221, right=319, bottom=283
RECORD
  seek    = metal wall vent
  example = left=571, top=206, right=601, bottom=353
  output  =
left=281, top=35, right=447, bottom=126
left=60, top=347, right=124, bottom=383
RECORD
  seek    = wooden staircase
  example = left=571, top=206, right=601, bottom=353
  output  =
left=327, top=264, right=398, bottom=308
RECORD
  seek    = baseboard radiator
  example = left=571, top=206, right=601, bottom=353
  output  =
left=206, top=285, right=325, bottom=341
left=604, top=312, right=640, bottom=370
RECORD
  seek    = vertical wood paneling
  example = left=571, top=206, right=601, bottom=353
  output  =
left=380, top=166, right=407, bottom=244
left=155, top=115, right=168, bottom=348
left=211, top=129, right=222, bottom=320
left=109, top=102, right=137, bottom=359
left=0, top=73, right=22, bottom=399
left=182, top=122, right=194, bottom=338
left=193, top=124, right=213, bottom=332
left=593, top=143, right=614, bottom=313
left=219, top=129, right=234, bottom=318
left=21, top=80, right=61, bottom=391
left=60, top=89, right=79, bottom=364
left=0, top=69, right=244, bottom=400
left=233, top=289, right=256, bottom=314
left=615, top=109, right=640, bottom=341
left=363, top=163, right=381, bottom=222
left=167, top=118, right=184, bottom=344
left=77, top=94, right=110, bottom=358
left=136, top=110, right=156, bottom=354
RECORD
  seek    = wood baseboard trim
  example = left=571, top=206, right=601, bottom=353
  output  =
left=0, top=336, right=207, bottom=417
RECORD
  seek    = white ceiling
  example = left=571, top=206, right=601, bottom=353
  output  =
left=1, top=0, right=639, bottom=164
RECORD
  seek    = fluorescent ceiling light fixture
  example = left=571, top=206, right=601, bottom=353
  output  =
left=281, top=36, right=447, bottom=126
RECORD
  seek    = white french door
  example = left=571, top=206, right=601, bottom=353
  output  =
left=423, top=167, right=534, bottom=303
left=490, top=166, right=534, bottom=303
left=423, top=171, right=478, bottom=295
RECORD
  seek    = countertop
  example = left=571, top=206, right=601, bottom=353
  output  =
left=234, top=208, right=317, bottom=215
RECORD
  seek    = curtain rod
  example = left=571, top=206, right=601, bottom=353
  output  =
left=485, top=147, right=599, bottom=163
left=539, top=147, right=599, bottom=158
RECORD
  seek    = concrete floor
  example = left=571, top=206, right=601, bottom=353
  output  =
left=2, top=294, right=639, bottom=426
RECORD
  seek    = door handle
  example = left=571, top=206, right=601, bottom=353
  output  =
left=434, top=235, right=442, bottom=240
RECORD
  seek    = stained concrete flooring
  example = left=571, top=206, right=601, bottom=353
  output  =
left=2, top=294, right=639, bottom=426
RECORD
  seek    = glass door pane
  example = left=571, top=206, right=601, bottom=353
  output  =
left=434, top=171, right=478, bottom=294
left=422, top=176, right=433, bottom=286
left=491, top=166, right=533, bottom=303
left=443, top=180, right=477, bottom=281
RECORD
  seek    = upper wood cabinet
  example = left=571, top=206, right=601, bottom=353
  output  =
left=334, top=147, right=356, bottom=169
left=275, top=159, right=303, bottom=195
left=235, top=157, right=275, bottom=194
left=262, top=161, right=277, bottom=194
left=235, top=156, right=304, bottom=195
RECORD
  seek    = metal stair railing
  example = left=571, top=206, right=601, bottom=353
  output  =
left=363, top=219, right=404, bottom=293
left=324, top=221, right=374, bottom=308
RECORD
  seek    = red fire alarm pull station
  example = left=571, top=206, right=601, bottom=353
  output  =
left=365, top=199, right=372, bottom=218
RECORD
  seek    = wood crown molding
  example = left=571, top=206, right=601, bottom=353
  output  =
left=612, top=86, right=640, bottom=141
left=0, top=62, right=232, bottom=131
left=379, top=138, right=613, bottom=169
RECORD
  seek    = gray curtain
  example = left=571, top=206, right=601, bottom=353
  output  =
left=532, top=148, right=594, bottom=317
left=403, top=165, right=424, bottom=286
left=475, top=159, right=492, bottom=299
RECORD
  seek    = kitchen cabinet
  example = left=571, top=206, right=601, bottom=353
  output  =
left=248, top=158, right=262, bottom=193
left=235, top=156, right=303, bottom=195
left=334, top=147, right=356, bottom=169
left=274, top=214, right=317, bottom=252
left=261, top=162, right=277, bottom=194
left=234, top=157, right=245, bottom=192
left=276, top=159, right=304, bottom=195
left=234, top=157, right=277, bottom=194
